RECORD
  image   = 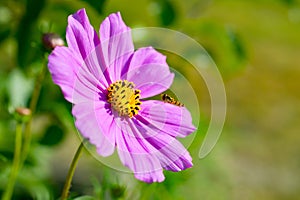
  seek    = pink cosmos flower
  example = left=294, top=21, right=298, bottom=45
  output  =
left=48, top=8, right=196, bottom=183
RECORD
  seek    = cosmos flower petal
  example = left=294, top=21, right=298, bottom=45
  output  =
left=66, top=8, right=100, bottom=60
left=124, top=47, right=174, bottom=98
left=115, top=115, right=193, bottom=182
left=115, top=119, right=165, bottom=183
left=163, top=151, right=193, bottom=172
left=72, top=49, right=115, bottom=105
left=72, top=101, right=115, bottom=157
left=48, top=46, right=81, bottom=103
left=133, top=116, right=193, bottom=172
left=99, top=12, right=134, bottom=82
left=139, top=100, right=196, bottom=137
left=72, top=68, right=101, bottom=105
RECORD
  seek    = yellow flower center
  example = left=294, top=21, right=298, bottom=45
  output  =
left=107, top=80, right=141, bottom=118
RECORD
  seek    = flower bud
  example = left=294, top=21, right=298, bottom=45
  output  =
left=14, top=107, right=31, bottom=122
left=15, top=107, right=31, bottom=116
left=42, top=33, right=64, bottom=50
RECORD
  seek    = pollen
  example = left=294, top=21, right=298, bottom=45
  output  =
left=107, top=80, right=141, bottom=118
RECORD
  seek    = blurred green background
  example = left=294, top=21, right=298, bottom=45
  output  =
left=1, top=0, right=300, bottom=199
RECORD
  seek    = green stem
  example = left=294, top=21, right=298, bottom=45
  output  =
left=22, top=61, right=47, bottom=163
left=2, top=123, right=23, bottom=200
left=61, top=142, right=84, bottom=200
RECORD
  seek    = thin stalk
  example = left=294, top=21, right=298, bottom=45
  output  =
left=61, top=142, right=84, bottom=200
left=22, top=61, right=47, bottom=163
left=2, top=123, right=23, bottom=200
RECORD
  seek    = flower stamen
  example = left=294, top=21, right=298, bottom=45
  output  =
left=107, top=80, right=141, bottom=118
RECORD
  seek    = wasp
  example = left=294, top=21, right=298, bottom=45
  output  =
left=161, top=93, right=184, bottom=107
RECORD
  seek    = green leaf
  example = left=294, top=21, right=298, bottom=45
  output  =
left=80, top=0, right=106, bottom=14
left=0, top=151, right=13, bottom=163
left=159, top=0, right=176, bottom=26
left=110, top=184, right=126, bottom=199
left=39, top=124, right=64, bottom=146
left=0, top=154, right=8, bottom=163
